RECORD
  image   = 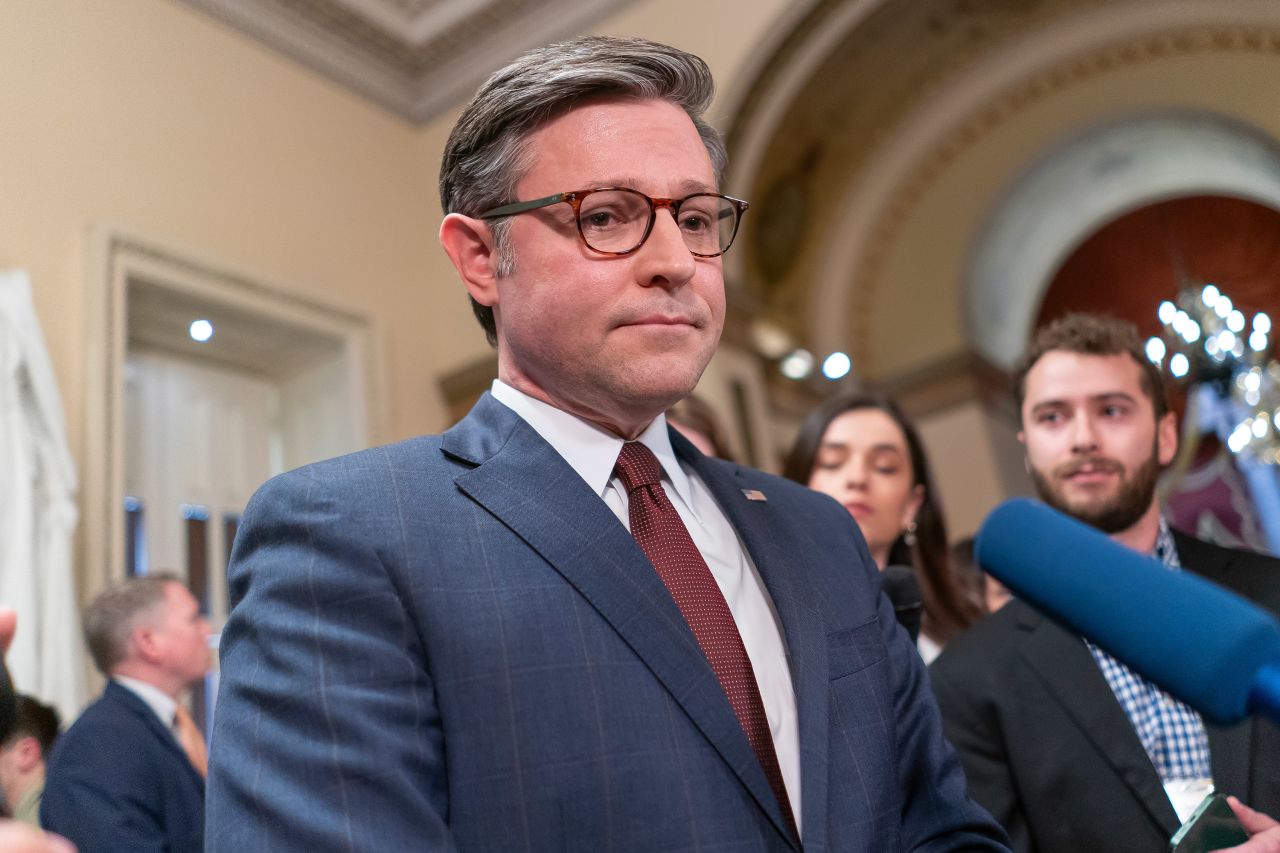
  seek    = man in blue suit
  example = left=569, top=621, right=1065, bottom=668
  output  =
left=42, top=575, right=210, bottom=853
left=206, top=36, right=1009, bottom=852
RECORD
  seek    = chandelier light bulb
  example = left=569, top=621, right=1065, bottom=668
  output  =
left=821, top=351, right=852, bottom=381
left=1154, top=287, right=1280, bottom=463
left=779, top=349, right=814, bottom=380
left=1228, top=425, right=1250, bottom=454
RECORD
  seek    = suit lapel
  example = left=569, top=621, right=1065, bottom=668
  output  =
left=680, top=438, right=829, bottom=851
left=443, top=398, right=798, bottom=848
left=1016, top=606, right=1180, bottom=836
left=106, top=682, right=205, bottom=789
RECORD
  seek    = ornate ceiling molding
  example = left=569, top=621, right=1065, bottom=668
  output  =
left=177, top=0, right=635, bottom=124
left=844, top=19, right=1280, bottom=374
left=968, top=110, right=1280, bottom=370
left=779, top=0, right=1280, bottom=377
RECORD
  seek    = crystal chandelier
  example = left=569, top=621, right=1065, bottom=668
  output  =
left=1150, top=284, right=1278, bottom=464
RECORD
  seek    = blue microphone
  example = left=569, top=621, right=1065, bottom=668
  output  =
left=975, top=498, right=1280, bottom=726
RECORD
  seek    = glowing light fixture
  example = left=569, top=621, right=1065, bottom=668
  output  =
left=821, top=351, right=852, bottom=381
left=189, top=319, right=214, bottom=343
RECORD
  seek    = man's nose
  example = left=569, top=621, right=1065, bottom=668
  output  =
left=634, top=209, right=696, bottom=289
left=1070, top=413, right=1100, bottom=452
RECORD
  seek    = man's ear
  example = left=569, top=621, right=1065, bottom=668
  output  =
left=1157, top=410, right=1178, bottom=466
left=130, top=624, right=161, bottom=666
left=11, top=736, right=40, bottom=772
left=440, top=213, right=500, bottom=310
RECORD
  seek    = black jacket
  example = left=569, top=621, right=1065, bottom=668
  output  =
left=42, top=681, right=205, bottom=853
left=930, top=530, right=1280, bottom=853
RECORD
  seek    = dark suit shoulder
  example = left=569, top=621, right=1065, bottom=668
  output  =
left=1172, top=529, right=1280, bottom=613
left=931, top=600, right=1033, bottom=677
left=714, top=459, right=847, bottom=508
left=55, top=687, right=133, bottom=744
left=242, top=433, right=452, bottom=527
left=46, top=686, right=179, bottom=795
left=54, top=685, right=163, bottom=751
left=267, top=433, right=445, bottom=486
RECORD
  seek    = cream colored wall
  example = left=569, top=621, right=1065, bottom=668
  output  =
left=1, top=0, right=445, bottom=453
left=1, top=0, right=795, bottom=605
left=916, top=401, right=1029, bottom=540
left=0, top=0, right=793, bottom=445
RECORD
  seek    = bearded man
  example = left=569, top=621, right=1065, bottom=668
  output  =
left=931, top=313, right=1280, bottom=853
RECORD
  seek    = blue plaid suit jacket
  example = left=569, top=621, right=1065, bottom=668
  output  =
left=206, top=393, right=1007, bottom=852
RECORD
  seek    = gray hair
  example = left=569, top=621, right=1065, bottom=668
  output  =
left=83, top=573, right=182, bottom=675
left=440, top=35, right=728, bottom=345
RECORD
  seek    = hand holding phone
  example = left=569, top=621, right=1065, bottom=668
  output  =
left=1215, top=798, right=1280, bottom=852
left=1170, top=793, right=1249, bottom=852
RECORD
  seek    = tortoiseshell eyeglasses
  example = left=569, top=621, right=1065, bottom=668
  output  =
left=480, top=187, right=749, bottom=258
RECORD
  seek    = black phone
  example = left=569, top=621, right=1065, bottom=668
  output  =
left=1169, top=792, right=1250, bottom=852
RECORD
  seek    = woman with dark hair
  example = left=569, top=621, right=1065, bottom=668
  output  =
left=783, top=394, right=983, bottom=661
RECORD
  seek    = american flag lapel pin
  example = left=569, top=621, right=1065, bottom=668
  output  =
left=741, top=489, right=767, bottom=502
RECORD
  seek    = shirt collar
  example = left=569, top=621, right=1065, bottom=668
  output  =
left=1153, top=516, right=1182, bottom=569
left=490, top=380, right=697, bottom=509
left=113, top=675, right=177, bottom=727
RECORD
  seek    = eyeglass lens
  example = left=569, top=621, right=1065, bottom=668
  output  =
left=577, top=190, right=739, bottom=256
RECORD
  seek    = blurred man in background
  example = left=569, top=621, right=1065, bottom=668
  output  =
left=0, top=694, right=59, bottom=825
left=41, top=575, right=209, bottom=853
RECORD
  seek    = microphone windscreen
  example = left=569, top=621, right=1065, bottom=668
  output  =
left=975, top=498, right=1280, bottom=725
left=882, top=564, right=923, bottom=644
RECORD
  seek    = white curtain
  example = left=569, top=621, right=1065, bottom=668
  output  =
left=0, top=269, right=84, bottom=720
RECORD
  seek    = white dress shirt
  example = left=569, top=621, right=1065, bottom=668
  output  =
left=115, top=675, right=177, bottom=728
left=491, top=380, right=802, bottom=832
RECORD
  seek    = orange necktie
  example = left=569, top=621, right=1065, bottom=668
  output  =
left=173, top=704, right=209, bottom=778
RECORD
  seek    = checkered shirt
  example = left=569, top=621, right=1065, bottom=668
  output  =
left=1084, top=518, right=1212, bottom=782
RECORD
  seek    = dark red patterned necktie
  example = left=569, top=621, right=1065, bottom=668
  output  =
left=614, top=441, right=796, bottom=835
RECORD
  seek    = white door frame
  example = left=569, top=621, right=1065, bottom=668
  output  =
left=83, top=225, right=387, bottom=601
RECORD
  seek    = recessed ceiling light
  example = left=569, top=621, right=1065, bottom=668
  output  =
left=189, top=319, right=214, bottom=343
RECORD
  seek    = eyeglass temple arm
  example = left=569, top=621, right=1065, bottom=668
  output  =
left=479, top=193, right=570, bottom=219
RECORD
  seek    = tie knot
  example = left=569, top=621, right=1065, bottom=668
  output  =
left=614, top=441, right=664, bottom=493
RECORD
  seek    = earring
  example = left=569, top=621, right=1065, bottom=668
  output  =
left=903, top=521, right=918, bottom=548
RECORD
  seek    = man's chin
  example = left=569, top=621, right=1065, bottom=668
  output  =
left=1042, top=492, right=1145, bottom=534
left=624, top=355, right=709, bottom=399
